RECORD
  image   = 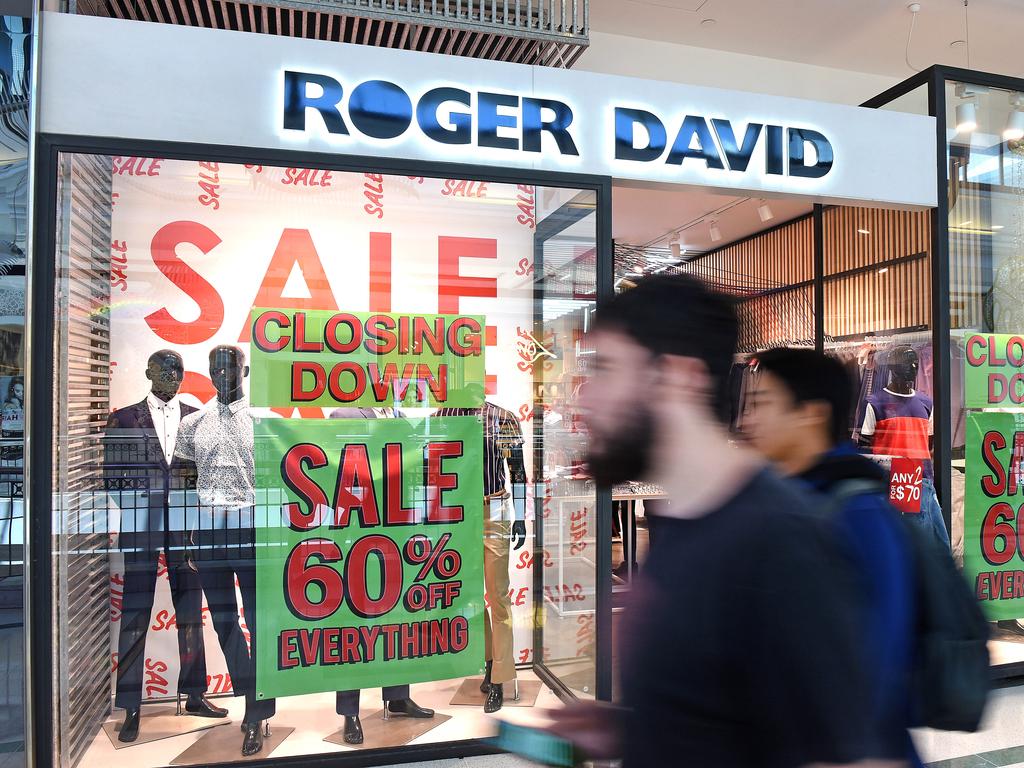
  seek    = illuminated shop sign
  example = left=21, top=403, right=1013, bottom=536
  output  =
left=284, top=70, right=834, bottom=179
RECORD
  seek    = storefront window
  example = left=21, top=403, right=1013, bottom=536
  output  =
left=945, top=78, right=1024, bottom=666
left=50, top=155, right=596, bottom=767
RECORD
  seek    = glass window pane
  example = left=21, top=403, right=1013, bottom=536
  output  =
left=50, top=155, right=597, bottom=766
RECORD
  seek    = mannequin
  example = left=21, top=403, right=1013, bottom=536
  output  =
left=175, top=346, right=276, bottom=757
left=435, top=397, right=528, bottom=714
left=328, top=406, right=436, bottom=745
left=104, top=350, right=226, bottom=743
left=860, top=345, right=949, bottom=545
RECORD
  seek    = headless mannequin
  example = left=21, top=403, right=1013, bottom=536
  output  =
left=107, top=351, right=226, bottom=743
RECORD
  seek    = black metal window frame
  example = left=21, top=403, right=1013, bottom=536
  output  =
left=27, top=132, right=614, bottom=768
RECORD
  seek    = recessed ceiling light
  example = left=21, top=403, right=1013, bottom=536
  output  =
left=701, top=18, right=716, bottom=26
left=992, top=224, right=1005, bottom=230
left=962, top=219, right=973, bottom=226
left=858, top=228, right=871, bottom=235
left=878, top=268, right=889, bottom=275
left=950, top=39, right=966, bottom=48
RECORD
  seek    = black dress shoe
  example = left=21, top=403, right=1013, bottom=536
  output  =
left=479, top=660, right=493, bottom=693
left=118, top=708, right=141, bottom=743
left=386, top=698, right=434, bottom=718
left=241, top=722, right=264, bottom=756
left=342, top=715, right=363, bottom=745
left=484, top=683, right=503, bottom=714
left=185, top=695, right=228, bottom=718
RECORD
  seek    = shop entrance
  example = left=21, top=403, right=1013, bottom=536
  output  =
left=606, top=183, right=939, bottom=695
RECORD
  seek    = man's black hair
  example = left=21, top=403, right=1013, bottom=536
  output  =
left=594, top=274, right=738, bottom=423
left=754, top=347, right=853, bottom=445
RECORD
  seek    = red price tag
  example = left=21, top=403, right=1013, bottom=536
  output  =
left=889, top=457, right=923, bottom=514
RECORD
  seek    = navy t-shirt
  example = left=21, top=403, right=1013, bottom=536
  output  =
left=620, top=469, right=876, bottom=768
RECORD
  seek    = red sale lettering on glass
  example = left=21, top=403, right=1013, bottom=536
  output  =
left=200, top=606, right=212, bottom=628
left=113, top=156, right=163, bottom=177
left=407, top=176, right=425, bottom=184
left=152, top=610, right=177, bottom=632
left=516, top=184, right=536, bottom=229
left=363, top=173, right=384, bottom=219
left=110, top=239, right=128, bottom=293
left=570, top=508, right=588, bottom=556
left=509, top=587, right=529, bottom=607
left=518, top=648, right=532, bottom=664
left=111, top=192, right=119, bottom=207
left=197, top=161, right=221, bottom=210
left=111, top=653, right=119, bottom=673
left=110, top=575, right=124, bottom=622
left=282, top=168, right=333, bottom=188
left=245, top=164, right=263, bottom=173
left=207, top=674, right=233, bottom=694
left=441, top=179, right=489, bottom=198
left=515, top=257, right=534, bottom=277
left=156, top=550, right=168, bottom=579
left=144, top=659, right=170, bottom=698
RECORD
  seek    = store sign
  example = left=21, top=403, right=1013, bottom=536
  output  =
left=283, top=70, right=834, bottom=180
left=249, top=308, right=486, bottom=408
left=254, top=417, right=485, bottom=697
left=40, top=13, right=938, bottom=208
left=888, top=457, right=923, bottom=514
left=965, top=411, right=1024, bottom=619
left=964, top=333, right=1024, bottom=408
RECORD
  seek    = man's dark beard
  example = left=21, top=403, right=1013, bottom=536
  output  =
left=585, top=405, right=655, bottom=486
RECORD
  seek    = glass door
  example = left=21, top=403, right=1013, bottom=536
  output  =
left=531, top=191, right=606, bottom=699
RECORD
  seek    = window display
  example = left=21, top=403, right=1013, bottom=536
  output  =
left=50, top=156, right=597, bottom=768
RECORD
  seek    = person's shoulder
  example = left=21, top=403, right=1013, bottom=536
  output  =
left=179, top=407, right=205, bottom=429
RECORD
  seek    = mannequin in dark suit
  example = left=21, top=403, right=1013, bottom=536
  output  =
left=329, top=407, right=435, bottom=744
left=104, top=350, right=226, bottom=743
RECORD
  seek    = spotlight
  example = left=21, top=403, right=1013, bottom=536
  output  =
left=709, top=221, right=722, bottom=243
left=757, top=199, right=774, bottom=223
left=670, top=241, right=683, bottom=260
left=956, top=101, right=978, bottom=133
left=1004, top=95, right=1024, bottom=141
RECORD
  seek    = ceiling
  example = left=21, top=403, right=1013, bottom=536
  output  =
left=589, top=0, right=1024, bottom=79
left=612, top=184, right=811, bottom=254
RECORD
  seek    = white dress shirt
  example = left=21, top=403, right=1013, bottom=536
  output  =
left=147, top=392, right=181, bottom=466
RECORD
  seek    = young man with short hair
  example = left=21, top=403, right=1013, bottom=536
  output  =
left=744, top=346, right=919, bottom=767
left=549, top=277, right=895, bottom=768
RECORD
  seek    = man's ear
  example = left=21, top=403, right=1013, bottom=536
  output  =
left=654, top=354, right=713, bottom=406
left=798, top=399, right=832, bottom=431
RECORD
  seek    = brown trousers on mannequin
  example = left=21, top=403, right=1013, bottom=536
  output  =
left=483, top=520, right=516, bottom=685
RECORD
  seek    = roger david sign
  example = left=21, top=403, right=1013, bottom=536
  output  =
left=255, top=417, right=485, bottom=698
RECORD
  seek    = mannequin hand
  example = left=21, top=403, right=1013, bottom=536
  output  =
left=511, top=520, right=527, bottom=550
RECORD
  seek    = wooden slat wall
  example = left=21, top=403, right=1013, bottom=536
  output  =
left=688, top=216, right=814, bottom=289
left=821, top=207, right=932, bottom=338
left=53, top=153, right=113, bottom=768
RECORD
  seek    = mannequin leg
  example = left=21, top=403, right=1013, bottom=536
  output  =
left=167, top=562, right=207, bottom=699
left=483, top=521, right=515, bottom=685
left=197, top=561, right=251, bottom=704
left=235, top=560, right=276, bottom=722
left=114, top=550, right=160, bottom=710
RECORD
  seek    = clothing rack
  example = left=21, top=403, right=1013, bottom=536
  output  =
left=827, top=326, right=932, bottom=349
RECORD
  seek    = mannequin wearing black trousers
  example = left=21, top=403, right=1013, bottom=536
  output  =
left=328, top=407, right=435, bottom=744
left=176, top=346, right=276, bottom=757
left=104, top=350, right=226, bottom=743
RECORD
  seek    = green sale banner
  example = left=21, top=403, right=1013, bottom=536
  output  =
left=964, top=333, right=1024, bottom=409
left=248, top=308, right=487, bottom=409
left=253, top=417, right=485, bottom=699
left=965, top=410, right=1024, bottom=619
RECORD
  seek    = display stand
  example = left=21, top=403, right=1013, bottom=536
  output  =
left=448, top=678, right=538, bottom=707
left=324, top=711, right=451, bottom=749
left=170, top=725, right=294, bottom=765
left=101, top=706, right=232, bottom=749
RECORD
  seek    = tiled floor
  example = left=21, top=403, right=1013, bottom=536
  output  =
left=918, top=686, right=1024, bottom=767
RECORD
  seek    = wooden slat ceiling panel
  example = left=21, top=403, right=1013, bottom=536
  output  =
left=87, top=0, right=584, bottom=65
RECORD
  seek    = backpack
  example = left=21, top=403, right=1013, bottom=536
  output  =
left=827, top=479, right=991, bottom=732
